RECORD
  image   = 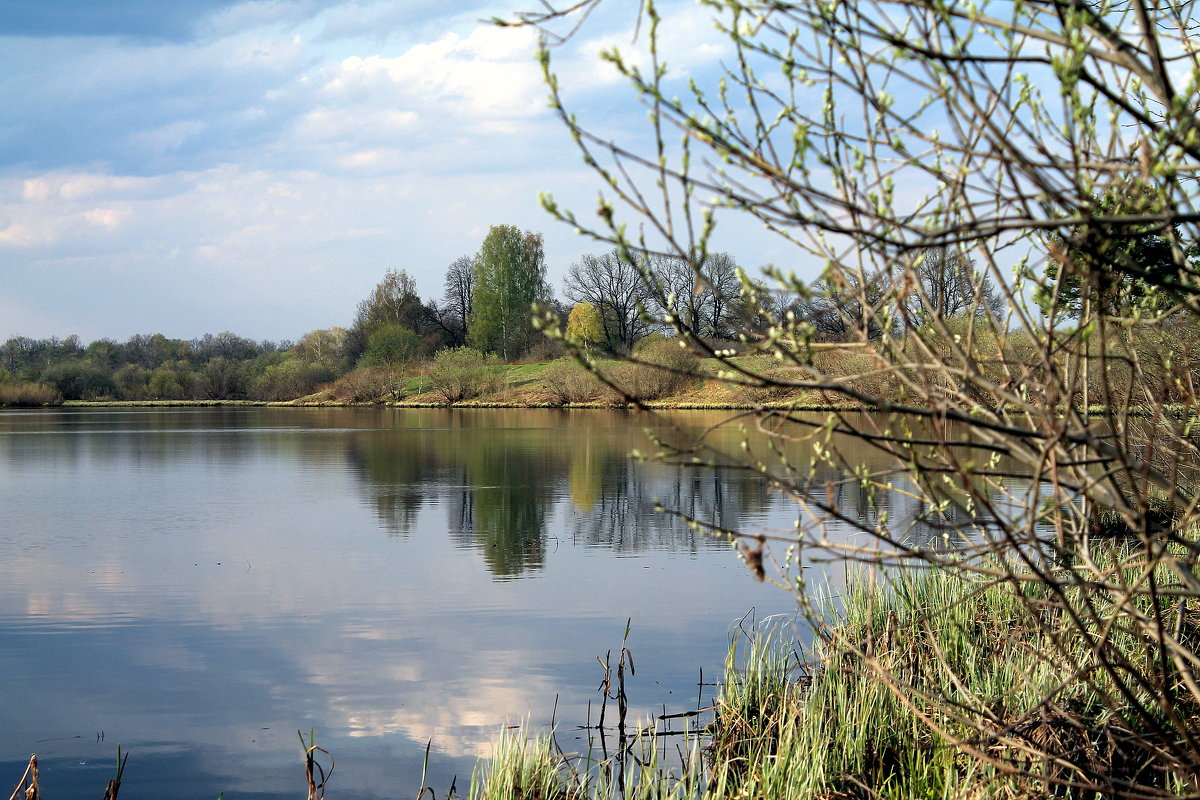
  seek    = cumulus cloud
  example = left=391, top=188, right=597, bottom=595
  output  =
left=575, top=2, right=732, bottom=87
left=0, top=0, right=783, bottom=341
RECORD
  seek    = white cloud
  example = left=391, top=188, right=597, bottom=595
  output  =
left=575, top=3, right=731, bottom=87
left=0, top=1, right=790, bottom=342
left=0, top=220, right=54, bottom=247
left=322, top=24, right=544, bottom=122
left=82, top=208, right=125, bottom=229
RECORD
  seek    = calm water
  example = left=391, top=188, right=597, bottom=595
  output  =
left=0, top=407, right=925, bottom=798
left=0, top=408, right=805, bottom=798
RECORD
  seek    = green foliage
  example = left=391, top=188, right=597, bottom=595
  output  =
left=519, top=0, right=1200, bottom=792
left=348, top=268, right=444, bottom=362
left=252, top=357, right=337, bottom=401
left=468, top=725, right=573, bottom=800
left=42, top=360, right=117, bottom=401
left=357, top=323, right=420, bottom=369
left=1038, top=187, right=1198, bottom=318
left=147, top=368, right=186, bottom=400
left=427, top=347, right=505, bottom=404
left=113, top=364, right=149, bottom=400
left=468, top=225, right=549, bottom=360
left=197, top=357, right=248, bottom=400
left=295, top=327, right=348, bottom=365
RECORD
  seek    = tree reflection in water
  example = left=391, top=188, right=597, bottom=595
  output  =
left=342, top=409, right=976, bottom=578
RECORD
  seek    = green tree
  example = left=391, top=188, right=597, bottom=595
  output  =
left=296, top=327, right=348, bottom=365
left=1039, top=187, right=1197, bottom=318
left=347, top=269, right=433, bottom=362
left=147, top=368, right=185, bottom=399
left=358, top=323, right=420, bottom=369
left=197, top=357, right=247, bottom=400
left=42, top=361, right=116, bottom=401
left=467, top=225, right=550, bottom=360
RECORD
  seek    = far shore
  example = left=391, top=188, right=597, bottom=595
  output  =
left=59, top=398, right=867, bottom=411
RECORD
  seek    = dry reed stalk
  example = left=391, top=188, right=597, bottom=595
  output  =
left=6, top=755, right=37, bottom=800
left=300, top=730, right=333, bottom=800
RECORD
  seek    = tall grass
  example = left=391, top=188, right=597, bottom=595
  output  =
left=0, top=381, right=62, bottom=407
left=468, top=726, right=575, bottom=800
left=468, top=557, right=1196, bottom=800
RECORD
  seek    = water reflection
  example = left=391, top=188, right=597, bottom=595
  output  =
left=0, top=407, right=805, bottom=799
left=0, top=407, right=993, bottom=799
left=341, top=409, right=812, bottom=575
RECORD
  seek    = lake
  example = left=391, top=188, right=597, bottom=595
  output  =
left=0, top=406, right=928, bottom=799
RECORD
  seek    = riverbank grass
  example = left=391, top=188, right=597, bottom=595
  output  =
left=468, top=556, right=1195, bottom=800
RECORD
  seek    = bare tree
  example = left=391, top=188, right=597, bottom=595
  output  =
left=440, top=255, right=475, bottom=346
left=790, top=267, right=892, bottom=341
left=904, top=245, right=1004, bottom=323
left=564, top=250, right=653, bottom=352
left=521, top=0, right=1200, bottom=794
left=650, top=251, right=746, bottom=341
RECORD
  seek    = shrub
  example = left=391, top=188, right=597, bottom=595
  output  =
left=0, top=382, right=62, bottom=407
left=427, top=347, right=504, bottom=404
left=252, top=358, right=338, bottom=401
left=357, top=323, right=421, bottom=369
left=726, top=355, right=798, bottom=403
left=327, top=367, right=393, bottom=403
left=608, top=337, right=699, bottom=401
left=542, top=359, right=612, bottom=405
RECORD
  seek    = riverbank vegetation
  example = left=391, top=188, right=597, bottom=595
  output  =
left=467, top=0, right=1200, bottom=796
left=467, top=554, right=1198, bottom=800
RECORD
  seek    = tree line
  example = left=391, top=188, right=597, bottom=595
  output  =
left=1, top=221, right=1020, bottom=404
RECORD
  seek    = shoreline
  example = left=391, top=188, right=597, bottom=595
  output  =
left=52, top=398, right=872, bottom=411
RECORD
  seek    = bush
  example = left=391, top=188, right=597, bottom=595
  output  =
left=252, top=358, right=338, bottom=401
left=427, top=347, right=504, bottom=404
left=326, top=367, right=394, bottom=403
left=608, top=337, right=699, bottom=401
left=0, top=382, right=62, bottom=406
left=542, top=359, right=612, bottom=405
left=726, top=355, right=798, bottom=403
left=357, top=323, right=421, bottom=369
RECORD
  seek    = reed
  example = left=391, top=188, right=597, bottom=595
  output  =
left=467, top=556, right=1196, bottom=800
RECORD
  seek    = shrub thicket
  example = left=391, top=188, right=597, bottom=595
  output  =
left=427, top=348, right=505, bottom=404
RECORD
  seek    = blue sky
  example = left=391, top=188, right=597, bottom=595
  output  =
left=0, top=0, right=790, bottom=343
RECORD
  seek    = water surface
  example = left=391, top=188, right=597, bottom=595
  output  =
left=0, top=407, right=827, bottom=799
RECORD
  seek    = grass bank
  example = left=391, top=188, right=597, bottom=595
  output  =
left=287, top=355, right=858, bottom=410
left=463, top=558, right=1196, bottom=800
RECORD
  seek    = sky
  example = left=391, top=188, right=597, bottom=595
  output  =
left=0, top=0, right=793, bottom=344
